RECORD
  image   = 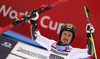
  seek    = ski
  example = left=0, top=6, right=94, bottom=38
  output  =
left=0, top=0, right=69, bottom=34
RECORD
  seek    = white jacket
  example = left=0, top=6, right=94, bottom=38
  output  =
left=32, top=30, right=91, bottom=59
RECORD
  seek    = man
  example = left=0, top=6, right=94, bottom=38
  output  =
left=29, top=10, right=95, bottom=59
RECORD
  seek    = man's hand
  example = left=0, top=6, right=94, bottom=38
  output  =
left=86, top=23, right=95, bottom=33
left=86, top=23, right=95, bottom=37
left=28, top=10, right=39, bottom=25
left=30, top=10, right=39, bottom=21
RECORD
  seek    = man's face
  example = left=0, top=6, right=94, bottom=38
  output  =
left=61, top=31, right=73, bottom=45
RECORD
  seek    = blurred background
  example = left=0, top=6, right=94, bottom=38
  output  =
left=0, top=0, right=100, bottom=58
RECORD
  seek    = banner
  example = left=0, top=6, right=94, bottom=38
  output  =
left=0, top=36, right=17, bottom=59
left=0, top=0, right=100, bottom=58
left=6, top=42, right=49, bottom=59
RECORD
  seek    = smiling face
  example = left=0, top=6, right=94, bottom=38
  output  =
left=61, top=31, right=73, bottom=45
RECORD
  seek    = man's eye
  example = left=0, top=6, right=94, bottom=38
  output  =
left=64, top=33, right=66, bottom=35
left=68, top=35, right=71, bottom=37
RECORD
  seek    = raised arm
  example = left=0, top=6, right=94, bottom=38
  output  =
left=29, top=10, right=56, bottom=50
left=86, top=23, right=95, bottom=55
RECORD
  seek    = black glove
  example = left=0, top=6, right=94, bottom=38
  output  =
left=86, top=23, right=95, bottom=37
left=28, top=10, right=39, bottom=30
left=29, top=10, right=39, bottom=23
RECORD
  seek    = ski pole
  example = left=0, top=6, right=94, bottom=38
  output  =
left=84, top=6, right=97, bottom=59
